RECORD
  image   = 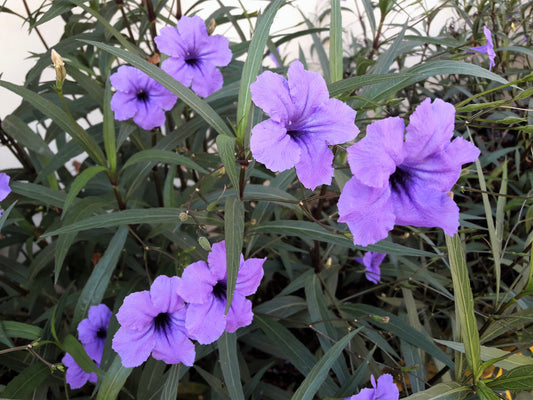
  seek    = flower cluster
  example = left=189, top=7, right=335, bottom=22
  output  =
left=345, top=374, right=399, bottom=400
left=470, top=26, right=496, bottom=71
left=62, top=304, right=112, bottom=389
left=355, top=252, right=386, bottom=284
left=111, top=241, right=265, bottom=367
left=338, top=98, right=480, bottom=246
left=0, top=173, right=11, bottom=218
left=250, top=60, right=359, bottom=190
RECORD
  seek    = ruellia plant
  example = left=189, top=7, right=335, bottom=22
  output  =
left=0, top=0, right=532, bottom=399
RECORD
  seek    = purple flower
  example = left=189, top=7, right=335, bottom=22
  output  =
left=355, top=252, right=386, bottom=284
left=155, top=16, right=232, bottom=97
left=177, top=241, right=265, bottom=345
left=110, top=65, right=177, bottom=130
left=345, top=374, right=399, bottom=400
left=62, top=304, right=111, bottom=389
left=112, top=275, right=195, bottom=368
left=0, top=173, right=11, bottom=218
left=338, top=98, right=480, bottom=246
left=250, top=60, right=359, bottom=190
left=470, top=26, right=496, bottom=71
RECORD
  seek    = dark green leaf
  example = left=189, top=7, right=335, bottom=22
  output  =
left=96, top=355, right=133, bottom=400
left=218, top=332, right=245, bottom=400
left=1, top=362, right=50, bottom=399
left=122, top=149, right=207, bottom=173
left=224, top=196, right=244, bottom=314
left=486, top=365, right=533, bottom=390
left=217, top=134, right=240, bottom=192
left=61, top=334, right=98, bottom=374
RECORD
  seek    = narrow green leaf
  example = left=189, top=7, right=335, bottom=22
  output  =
left=0, top=201, right=17, bottom=232
left=494, top=160, right=507, bottom=305
left=96, top=355, right=133, bottom=400
left=486, top=365, right=533, bottom=390
left=476, top=381, right=500, bottom=400
left=445, top=234, right=481, bottom=378
left=194, top=365, right=230, bottom=400
left=291, top=329, right=358, bottom=400
left=83, top=40, right=234, bottom=138
left=236, top=0, right=285, bottom=146
left=217, top=135, right=240, bottom=192
left=328, top=73, right=420, bottom=97
left=361, top=0, right=376, bottom=35
left=1, top=362, right=50, bottom=399
left=104, top=77, right=117, bottom=173
left=159, top=364, right=182, bottom=400
left=329, top=0, right=343, bottom=83
left=11, top=181, right=67, bottom=209
left=218, top=332, right=245, bottom=400
left=61, top=334, right=98, bottom=374
left=122, top=149, right=207, bottom=173
left=73, top=226, right=128, bottom=326
left=63, top=165, right=108, bottom=215
left=403, top=382, right=471, bottom=400
left=2, top=321, right=43, bottom=341
left=2, top=115, right=54, bottom=157
left=224, top=196, right=244, bottom=314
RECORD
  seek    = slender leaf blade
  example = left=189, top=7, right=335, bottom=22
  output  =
left=224, top=196, right=244, bottom=314
left=218, top=332, right=245, bottom=400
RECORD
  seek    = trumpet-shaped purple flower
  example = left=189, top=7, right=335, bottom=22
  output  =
left=338, top=98, right=480, bottom=246
left=0, top=173, right=10, bottom=218
left=155, top=16, right=232, bottom=97
left=112, top=275, right=195, bottom=368
left=345, top=374, right=399, bottom=400
left=355, top=252, right=386, bottom=284
left=177, top=241, right=265, bottom=345
left=470, top=26, right=496, bottom=71
left=250, top=60, right=358, bottom=190
left=110, top=65, right=177, bottom=130
left=62, top=304, right=112, bottom=389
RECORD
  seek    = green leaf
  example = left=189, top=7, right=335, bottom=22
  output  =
left=73, top=226, right=128, bottom=326
left=445, top=234, right=481, bottom=378
left=236, top=0, right=285, bottom=146
left=329, top=0, right=342, bottom=83
left=122, top=149, right=207, bottom=173
left=96, top=355, right=133, bottom=400
left=486, top=365, right=533, bottom=391
left=61, top=334, right=98, bottom=374
left=476, top=381, right=500, bottom=400
left=2, top=321, right=43, bottom=341
left=159, top=364, right=183, bottom=400
left=2, top=115, right=54, bottom=157
left=403, top=382, right=472, bottom=400
left=224, top=196, right=244, bottom=314
left=328, top=73, right=420, bottom=97
left=83, top=40, right=234, bottom=138
left=63, top=165, right=108, bottom=215
left=218, top=332, right=245, bottom=400
left=11, top=181, right=67, bottom=209
left=217, top=134, right=240, bottom=192
left=291, top=329, right=358, bottom=400
left=104, top=77, right=117, bottom=173
left=1, top=362, right=50, bottom=399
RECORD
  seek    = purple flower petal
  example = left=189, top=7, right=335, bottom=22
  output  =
left=77, top=304, right=112, bottom=362
left=0, top=173, right=11, bottom=201
left=250, top=70, right=294, bottom=123
left=197, top=34, right=232, bottom=66
left=178, top=260, right=216, bottom=304
left=338, top=178, right=395, bottom=246
left=294, top=138, right=335, bottom=190
left=345, top=388, right=375, bottom=400
left=62, top=353, right=97, bottom=389
left=112, top=325, right=155, bottom=368
left=150, top=275, right=184, bottom=313
left=355, top=252, right=386, bottom=284
left=470, top=26, right=496, bottom=71
left=374, top=374, right=400, bottom=400
left=225, top=293, right=253, bottom=333
left=235, top=257, right=266, bottom=296
left=347, top=117, right=405, bottom=188
left=190, top=64, right=224, bottom=98
left=161, top=57, right=194, bottom=87
left=115, top=291, right=158, bottom=331
left=109, top=92, right=137, bottom=121
left=207, top=241, right=230, bottom=281
left=154, top=26, right=187, bottom=58
left=185, top=297, right=227, bottom=344
left=151, top=313, right=195, bottom=366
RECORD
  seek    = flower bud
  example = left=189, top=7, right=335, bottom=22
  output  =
left=207, top=18, right=216, bottom=35
left=51, top=49, right=66, bottom=88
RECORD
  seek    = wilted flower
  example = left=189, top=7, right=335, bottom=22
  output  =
left=345, top=374, right=399, bottom=400
left=110, top=65, right=177, bottom=130
left=355, top=252, right=386, bottom=284
left=155, top=16, right=232, bottom=97
left=112, top=275, right=195, bottom=368
left=250, top=60, right=358, bottom=190
left=470, top=26, right=496, bottom=71
left=338, top=98, right=480, bottom=246
left=51, top=49, right=66, bottom=88
left=62, top=304, right=112, bottom=389
left=0, top=173, right=11, bottom=218
left=177, top=241, right=265, bottom=344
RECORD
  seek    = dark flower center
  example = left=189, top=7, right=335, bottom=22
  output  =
left=213, top=281, right=227, bottom=300
left=389, top=166, right=410, bottom=192
left=185, top=52, right=200, bottom=67
left=136, top=89, right=149, bottom=102
left=154, top=312, right=171, bottom=333
left=96, top=327, right=107, bottom=339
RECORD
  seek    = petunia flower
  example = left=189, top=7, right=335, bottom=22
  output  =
left=250, top=60, right=359, bottom=190
left=177, top=241, right=266, bottom=345
left=112, top=275, right=195, bottom=368
left=338, top=98, right=480, bottom=247
left=0, top=173, right=11, bottom=218
left=110, top=65, right=177, bottom=130
left=62, top=304, right=112, bottom=389
left=155, top=16, right=232, bottom=98
left=355, top=252, right=386, bottom=284
left=345, top=374, right=399, bottom=400
left=470, top=26, right=496, bottom=71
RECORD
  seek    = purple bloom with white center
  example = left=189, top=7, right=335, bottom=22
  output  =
left=112, top=275, right=195, bottom=368
left=345, top=374, right=399, bottom=400
left=0, top=173, right=10, bottom=218
left=177, top=241, right=265, bottom=345
left=250, top=60, right=359, bottom=190
left=62, top=304, right=111, bottom=389
left=155, top=16, right=232, bottom=98
left=470, top=26, right=496, bottom=71
left=338, top=98, right=480, bottom=247
left=110, top=65, right=177, bottom=130
left=355, top=252, right=386, bottom=284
